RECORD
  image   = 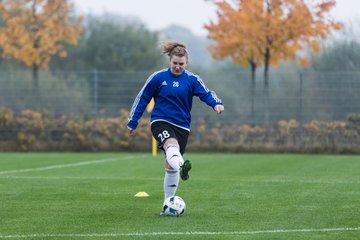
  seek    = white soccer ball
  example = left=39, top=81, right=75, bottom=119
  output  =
left=163, top=196, right=186, bottom=216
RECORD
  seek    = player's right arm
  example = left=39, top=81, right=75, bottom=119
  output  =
left=127, top=74, right=158, bottom=132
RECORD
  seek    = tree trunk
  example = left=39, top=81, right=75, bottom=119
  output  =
left=32, top=64, right=40, bottom=110
left=264, top=47, right=270, bottom=126
left=32, top=64, right=39, bottom=89
left=250, top=59, right=256, bottom=126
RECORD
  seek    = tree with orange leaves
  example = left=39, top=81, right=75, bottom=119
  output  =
left=205, top=0, right=341, bottom=124
left=0, top=0, right=83, bottom=88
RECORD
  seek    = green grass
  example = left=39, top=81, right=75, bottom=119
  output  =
left=0, top=153, right=360, bottom=240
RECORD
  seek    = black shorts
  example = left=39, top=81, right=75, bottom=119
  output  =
left=151, top=121, right=189, bottom=155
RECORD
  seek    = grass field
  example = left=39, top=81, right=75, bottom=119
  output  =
left=0, top=152, right=359, bottom=240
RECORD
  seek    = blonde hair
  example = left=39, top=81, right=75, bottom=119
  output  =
left=161, top=40, right=188, bottom=60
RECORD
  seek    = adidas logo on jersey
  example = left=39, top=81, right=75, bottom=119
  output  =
left=162, top=81, right=168, bottom=86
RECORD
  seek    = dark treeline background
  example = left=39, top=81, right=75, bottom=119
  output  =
left=1, top=13, right=360, bottom=124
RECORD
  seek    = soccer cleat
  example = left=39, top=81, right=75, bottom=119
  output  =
left=180, top=159, right=192, bottom=181
left=160, top=204, right=168, bottom=216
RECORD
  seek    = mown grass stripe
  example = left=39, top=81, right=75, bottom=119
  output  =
left=1, top=175, right=359, bottom=184
left=0, top=156, right=134, bottom=175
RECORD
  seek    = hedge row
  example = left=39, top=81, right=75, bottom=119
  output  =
left=1, top=107, right=360, bottom=153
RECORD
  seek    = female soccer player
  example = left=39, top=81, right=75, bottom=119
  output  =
left=127, top=40, right=224, bottom=214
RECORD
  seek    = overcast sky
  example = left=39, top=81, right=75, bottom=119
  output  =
left=72, top=0, right=359, bottom=36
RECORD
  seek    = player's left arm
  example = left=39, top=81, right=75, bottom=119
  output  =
left=193, top=76, right=224, bottom=114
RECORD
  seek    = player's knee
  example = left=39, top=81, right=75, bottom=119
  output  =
left=166, top=155, right=183, bottom=171
left=164, top=138, right=179, bottom=149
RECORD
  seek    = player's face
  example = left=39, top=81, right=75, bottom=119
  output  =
left=170, top=55, right=187, bottom=76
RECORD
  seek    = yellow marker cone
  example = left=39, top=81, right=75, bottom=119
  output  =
left=134, top=192, right=149, bottom=197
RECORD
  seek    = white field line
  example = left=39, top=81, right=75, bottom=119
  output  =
left=0, top=156, right=135, bottom=175
left=0, top=227, right=359, bottom=238
left=262, top=179, right=360, bottom=184
left=196, top=178, right=360, bottom=184
left=197, top=178, right=360, bottom=184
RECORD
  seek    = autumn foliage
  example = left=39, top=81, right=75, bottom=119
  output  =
left=205, top=0, right=342, bottom=125
left=205, top=0, right=342, bottom=67
left=0, top=0, right=82, bottom=75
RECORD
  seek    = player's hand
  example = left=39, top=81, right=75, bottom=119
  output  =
left=128, top=127, right=136, bottom=135
left=214, top=105, right=224, bottom=114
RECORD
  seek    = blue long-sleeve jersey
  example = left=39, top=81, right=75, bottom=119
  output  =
left=128, top=68, right=222, bottom=131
